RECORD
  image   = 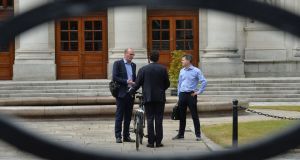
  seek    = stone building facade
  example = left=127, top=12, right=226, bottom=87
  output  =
left=0, top=0, right=300, bottom=81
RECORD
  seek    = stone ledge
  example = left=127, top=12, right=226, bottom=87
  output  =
left=0, top=102, right=237, bottom=117
left=0, top=96, right=233, bottom=106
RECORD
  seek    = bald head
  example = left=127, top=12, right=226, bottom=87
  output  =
left=124, top=48, right=135, bottom=63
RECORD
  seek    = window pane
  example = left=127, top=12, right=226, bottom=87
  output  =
left=185, top=41, right=193, bottom=50
left=94, top=21, right=102, bottom=30
left=85, top=21, right=93, bottom=30
left=60, top=32, right=68, bottom=41
left=94, top=31, right=102, bottom=41
left=185, top=20, right=193, bottom=29
left=60, top=21, right=68, bottom=30
left=70, top=42, right=78, bottom=51
left=8, top=0, right=13, bottom=7
left=152, top=41, right=160, bottom=50
left=70, top=21, right=78, bottom=30
left=152, top=31, right=160, bottom=40
left=70, top=32, right=78, bottom=41
left=161, top=41, right=169, bottom=50
left=185, top=30, right=193, bottom=40
left=152, top=20, right=160, bottom=29
left=161, top=20, right=169, bottom=29
left=176, top=20, right=185, bottom=29
left=94, top=42, right=102, bottom=51
left=176, top=31, right=184, bottom=40
left=162, top=31, right=169, bottom=40
left=61, top=42, right=69, bottom=51
left=176, top=41, right=184, bottom=50
left=85, top=32, right=93, bottom=40
left=85, top=42, right=93, bottom=51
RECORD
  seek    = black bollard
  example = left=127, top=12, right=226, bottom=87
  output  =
left=232, top=99, right=238, bottom=148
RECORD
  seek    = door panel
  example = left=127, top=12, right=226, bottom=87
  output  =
left=148, top=18, right=172, bottom=69
left=56, top=14, right=107, bottom=79
left=0, top=3, right=14, bottom=80
left=148, top=11, right=199, bottom=68
left=82, top=16, right=107, bottom=79
left=56, top=18, right=81, bottom=79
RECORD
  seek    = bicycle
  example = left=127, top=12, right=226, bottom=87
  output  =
left=133, top=91, right=145, bottom=151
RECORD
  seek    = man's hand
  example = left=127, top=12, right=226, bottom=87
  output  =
left=191, top=92, right=198, bottom=97
left=127, top=80, right=135, bottom=85
left=128, top=87, right=135, bottom=96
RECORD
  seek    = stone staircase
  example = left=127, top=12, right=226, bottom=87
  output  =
left=202, top=78, right=300, bottom=103
left=0, top=78, right=300, bottom=116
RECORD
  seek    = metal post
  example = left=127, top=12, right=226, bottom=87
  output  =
left=232, top=99, right=239, bottom=148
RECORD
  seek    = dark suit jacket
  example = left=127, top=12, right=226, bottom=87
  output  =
left=112, top=59, right=136, bottom=98
left=132, top=63, right=170, bottom=103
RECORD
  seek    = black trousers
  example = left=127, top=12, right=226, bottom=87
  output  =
left=145, top=102, right=165, bottom=144
left=115, top=94, right=134, bottom=139
left=178, top=92, right=201, bottom=137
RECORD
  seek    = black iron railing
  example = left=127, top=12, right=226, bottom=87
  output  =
left=0, top=0, right=300, bottom=160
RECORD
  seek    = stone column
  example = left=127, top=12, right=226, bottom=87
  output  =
left=200, top=10, right=245, bottom=78
left=107, top=6, right=148, bottom=79
left=13, top=0, right=56, bottom=80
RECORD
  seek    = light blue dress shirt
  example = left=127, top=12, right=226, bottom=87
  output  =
left=123, top=59, right=133, bottom=86
left=177, top=65, right=207, bottom=95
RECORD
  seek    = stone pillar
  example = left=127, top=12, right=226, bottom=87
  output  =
left=107, top=6, right=148, bottom=79
left=200, top=10, right=245, bottom=78
left=13, top=0, right=56, bottom=80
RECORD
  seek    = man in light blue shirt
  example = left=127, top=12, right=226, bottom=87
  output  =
left=173, top=54, right=207, bottom=141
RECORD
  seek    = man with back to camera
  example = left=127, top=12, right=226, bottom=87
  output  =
left=172, top=54, right=207, bottom=141
left=112, top=48, right=136, bottom=143
left=129, top=51, right=170, bottom=148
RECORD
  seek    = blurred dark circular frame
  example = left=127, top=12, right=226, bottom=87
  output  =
left=0, top=0, right=300, bottom=160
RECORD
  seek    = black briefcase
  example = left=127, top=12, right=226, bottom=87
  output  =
left=171, top=103, right=180, bottom=120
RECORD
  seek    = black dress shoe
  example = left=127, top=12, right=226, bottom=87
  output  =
left=156, top=143, right=164, bottom=148
left=146, top=144, right=154, bottom=148
left=172, top=134, right=184, bottom=140
left=123, top=137, right=135, bottom=142
left=196, top=136, right=202, bottom=141
left=116, top=138, right=122, bottom=143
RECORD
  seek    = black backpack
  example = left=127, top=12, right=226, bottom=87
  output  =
left=109, top=81, right=120, bottom=98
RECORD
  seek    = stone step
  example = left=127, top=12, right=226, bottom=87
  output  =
left=203, top=90, right=300, bottom=95
left=0, top=85, right=108, bottom=90
left=1, top=78, right=300, bottom=87
left=1, top=90, right=299, bottom=97
left=0, top=89, right=110, bottom=94
left=203, top=77, right=300, bottom=84
left=206, top=83, right=300, bottom=87
left=199, top=94, right=300, bottom=99
left=2, top=92, right=300, bottom=99
left=205, top=87, right=300, bottom=91
left=0, top=92, right=111, bottom=98
left=0, top=80, right=110, bottom=86
left=249, top=98, right=300, bottom=102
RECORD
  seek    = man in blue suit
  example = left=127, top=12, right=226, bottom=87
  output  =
left=112, top=48, right=136, bottom=143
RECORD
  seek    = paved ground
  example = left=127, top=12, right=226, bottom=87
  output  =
left=0, top=108, right=299, bottom=159
left=0, top=118, right=210, bottom=160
